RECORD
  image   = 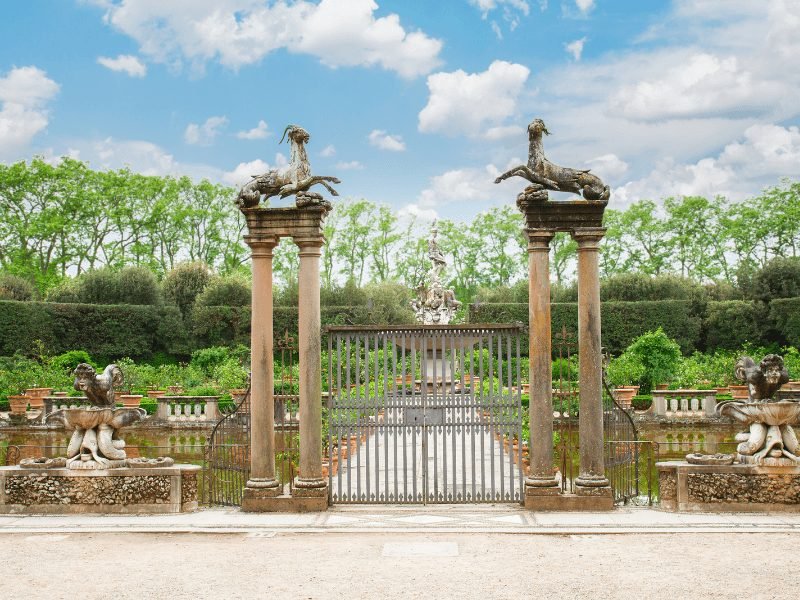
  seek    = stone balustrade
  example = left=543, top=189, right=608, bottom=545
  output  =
left=155, top=396, right=220, bottom=423
left=651, top=389, right=718, bottom=419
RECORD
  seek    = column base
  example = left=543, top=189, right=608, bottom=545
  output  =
left=293, top=476, right=327, bottom=491
left=525, top=476, right=560, bottom=488
left=241, top=491, right=328, bottom=512
left=525, top=486, right=613, bottom=511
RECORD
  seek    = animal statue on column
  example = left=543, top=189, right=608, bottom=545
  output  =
left=236, top=124, right=340, bottom=209
left=494, top=118, right=610, bottom=202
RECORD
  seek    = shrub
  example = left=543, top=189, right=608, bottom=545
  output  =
left=0, top=274, right=36, bottom=301
left=552, top=356, right=578, bottom=383
left=617, top=328, right=682, bottom=393
left=190, top=346, right=232, bottom=375
left=631, top=395, right=652, bottom=411
left=195, top=275, right=250, bottom=308
left=45, top=278, right=81, bottom=303
left=606, top=352, right=646, bottom=387
left=704, top=301, right=762, bottom=350
left=750, top=257, right=800, bottom=303
left=213, top=358, right=249, bottom=391
left=162, top=262, right=212, bottom=318
left=600, top=273, right=706, bottom=302
left=770, top=298, right=800, bottom=347
left=49, top=350, right=95, bottom=374
left=115, top=266, right=161, bottom=305
left=186, top=384, right=220, bottom=396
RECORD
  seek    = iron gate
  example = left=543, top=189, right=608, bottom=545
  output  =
left=326, top=325, right=525, bottom=504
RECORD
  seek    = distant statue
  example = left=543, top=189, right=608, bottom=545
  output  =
left=236, top=124, right=340, bottom=210
left=72, top=363, right=122, bottom=407
left=411, top=221, right=461, bottom=324
left=494, top=118, right=610, bottom=203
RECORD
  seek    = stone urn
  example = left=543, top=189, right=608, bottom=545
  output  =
left=119, top=394, right=143, bottom=408
left=7, top=394, right=30, bottom=416
left=25, top=387, right=52, bottom=410
left=146, top=390, right=166, bottom=399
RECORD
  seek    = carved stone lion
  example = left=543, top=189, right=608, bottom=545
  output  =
left=73, top=363, right=123, bottom=407
left=735, top=354, right=790, bottom=401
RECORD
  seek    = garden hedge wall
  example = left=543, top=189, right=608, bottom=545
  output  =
left=0, top=300, right=187, bottom=359
left=703, top=300, right=761, bottom=350
left=770, top=298, right=800, bottom=347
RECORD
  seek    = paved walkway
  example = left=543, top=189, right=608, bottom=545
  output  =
left=2, top=505, right=800, bottom=534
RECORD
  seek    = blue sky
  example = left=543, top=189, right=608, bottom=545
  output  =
left=1, top=0, right=799, bottom=222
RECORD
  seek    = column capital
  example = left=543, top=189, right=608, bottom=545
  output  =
left=571, top=227, right=606, bottom=250
left=526, top=229, right=555, bottom=252
left=244, top=234, right=279, bottom=257
left=294, top=235, right=325, bottom=256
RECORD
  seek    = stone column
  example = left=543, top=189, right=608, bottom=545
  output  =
left=525, top=230, right=559, bottom=494
left=243, top=235, right=281, bottom=503
left=293, top=236, right=327, bottom=499
left=573, top=228, right=611, bottom=493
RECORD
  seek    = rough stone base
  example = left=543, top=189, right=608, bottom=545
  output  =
left=0, top=464, right=200, bottom=514
left=525, top=485, right=613, bottom=511
left=658, top=461, right=800, bottom=512
left=242, top=488, right=328, bottom=513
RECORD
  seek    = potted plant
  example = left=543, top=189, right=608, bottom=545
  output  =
left=118, top=394, right=143, bottom=408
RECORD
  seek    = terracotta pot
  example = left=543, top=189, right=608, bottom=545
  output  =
left=52, top=391, right=69, bottom=398
left=729, top=385, right=749, bottom=400
left=119, top=394, right=143, bottom=408
left=716, top=387, right=729, bottom=395
left=167, top=385, right=184, bottom=395
left=783, top=381, right=800, bottom=391
left=655, top=383, right=669, bottom=391
left=25, top=387, right=52, bottom=410
left=8, top=394, right=30, bottom=415
left=147, top=390, right=166, bottom=399
left=613, top=387, right=637, bottom=408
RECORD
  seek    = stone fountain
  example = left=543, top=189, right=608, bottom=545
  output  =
left=0, top=363, right=199, bottom=513
left=658, top=354, right=800, bottom=512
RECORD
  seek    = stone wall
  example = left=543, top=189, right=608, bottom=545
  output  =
left=658, top=461, right=800, bottom=512
left=0, top=465, right=200, bottom=514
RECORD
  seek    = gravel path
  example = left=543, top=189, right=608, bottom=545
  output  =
left=3, top=531, right=793, bottom=599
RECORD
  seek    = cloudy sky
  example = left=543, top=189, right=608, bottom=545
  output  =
left=2, top=0, right=799, bottom=221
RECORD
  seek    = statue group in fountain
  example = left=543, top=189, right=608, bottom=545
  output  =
left=410, top=221, right=462, bottom=325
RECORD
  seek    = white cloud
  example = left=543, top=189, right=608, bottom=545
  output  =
left=484, top=125, right=524, bottom=140
left=575, top=0, right=594, bottom=15
left=418, top=61, right=530, bottom=137
left=336, top=160, right=364, bottom=170
left=565, top=37, right=586, bottom=61
left=584, top=153, right=628, bottom=182
left=469, top=0, right=531, bottom=37
left=96, top=54, right=147, bottom=77
left=320, top=144, right=336, bottom=157
left=368, top=129, right=406, bottom=151
left=0, top=66, right=60, bottom=159
left=95, top=0, right=442, bottom=79
left=415, top=161, right=521, bottom=212
left=608, top=53, right=782, bottom=122
left=614, top=124, right=800, bottom=207
left=236, top=119, right=270, bottom=140
left=222, top=158, right=271, bottom=187
left=184, top=115, right=228, bottom=145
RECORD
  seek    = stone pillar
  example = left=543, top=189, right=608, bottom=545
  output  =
left=572, top=228, right=611, bottom=494
left=525, top=230, right=559, bottom=494
left=242, top=235, right=281, bottom=505
left=293, top=236, right=327, bottom=500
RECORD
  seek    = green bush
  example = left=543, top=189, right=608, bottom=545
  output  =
left=195, top=275, right=250, bottom=308
left=631, top=395, right=652, bottom=410
left=606, top=352, right=646, bottom=387
left=49, top=350, right=95, bottom=374
left=619, top=328, right=683, bottom=393
left=600, top=273, right=706, bottom=302
left=162, top=262, right=211, bottom=318
left=185, top=384, right=220, bottom=396
left=0, top=274, right=37, bottom=301
left=704, top=301, right=762, bottom=350
left=751, top=257, right=800, bottom=303
left=45, top=278, right=81, bottom=303
left=190, top=346, right=232, bottom=375
left=115, top=266, right=162, bottom=305
left=770, top=298, right=800, bottom=347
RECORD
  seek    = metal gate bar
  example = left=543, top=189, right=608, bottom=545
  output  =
left=327, top=325, right=524, bottom=505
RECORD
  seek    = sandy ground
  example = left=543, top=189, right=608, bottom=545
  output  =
left=2, top=531, right=793, bottom=600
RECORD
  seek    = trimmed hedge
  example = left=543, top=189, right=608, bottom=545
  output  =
left=771, top=298, right=800, bottom=347
left=0, top=300, right=186, bottom=359
left=703, top=301, right=761, bottom=350
left=470, top=300, right=702, bottom=355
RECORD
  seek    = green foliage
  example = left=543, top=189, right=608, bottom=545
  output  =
left=67, top=266, right=161, bottom=306
left=190, top=346, right=233, bottom=375
left=631, top=395, right=652, bottom=411
left=552, top=356, right=578, bottom=383
left=0, top=274, right=37, bottom=301
left=770, top=298, right=800, bottom=347
left=185, top=384, right=220, bottom=396
left=704, top=301, right=761, bottom=350
left=751, top=257, right=800, bottom=303
left=49, top=350, right=94, bottom=374
left=45, top=278, right=81, bottom=303
left=606, top=353, right=646, bottom=387
left=162, top=262, right=211, bottom=318
left=195, top=275, right=250, bottom=308
left=599, top=273, right=706, bottom=302
left=619, top=328, right=683, bottom=393
left=213, top=358, right=249, bottom=391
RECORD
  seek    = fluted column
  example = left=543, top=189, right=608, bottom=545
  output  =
left=525, top=230, right=559, bottom=491
left=573, top=227, right=610, bottom=492
left=293, top=236, right=327, bottom=497
left=243, top=235, right=280, bottom=499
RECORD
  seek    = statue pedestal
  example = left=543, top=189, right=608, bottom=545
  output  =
left=658, top=461, right=800, bottom=512
left=0, top=464, right=200, bottom=514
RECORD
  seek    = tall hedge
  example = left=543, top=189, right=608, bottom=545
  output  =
left=470, top=300, right=702, bottom=355
left=703, top=300, right=761, bottom=350
left=770, top=298, right=800, bottom=347
left=0, top=300, right=186, bottom=359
